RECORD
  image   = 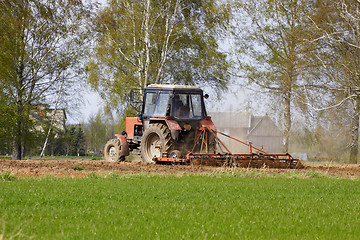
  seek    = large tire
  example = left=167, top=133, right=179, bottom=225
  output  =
left=141, top=123, right=173, bottom=163
left=104, top=139, right=125, bottom=162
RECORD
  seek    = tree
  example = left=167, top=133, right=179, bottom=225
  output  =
left=0, top=0, right=93, bottom=159
left=64, top=124, right=86, bottom=156
left=0, top=92, right=17, bottom=154
left=304, top=0, right=360, bottom=163
left=85, top=110, right=115, bottom=154
left=87, top=0, right=231, bottom=114
left=230, top=0, right=314, bottom=152
left=75, top=126, right=86, bottom=156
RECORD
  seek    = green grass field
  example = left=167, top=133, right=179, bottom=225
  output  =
left=1, top=172, right=360, bottom=239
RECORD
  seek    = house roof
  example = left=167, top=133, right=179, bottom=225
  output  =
left=209, top=112, right=282, bottom=137
left=208, top=112, right=250, bottom=129
left=248, top=115, right=282, bottom=137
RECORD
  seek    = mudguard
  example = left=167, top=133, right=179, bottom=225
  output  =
left=165, top=119, right=181, bottom=140
left=114, top=134, right=130, bottom=156
left=199, top=119, right=216, bottom=130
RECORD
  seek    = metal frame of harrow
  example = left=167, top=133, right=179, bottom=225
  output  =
left=153, top=127, right=301, bottom=168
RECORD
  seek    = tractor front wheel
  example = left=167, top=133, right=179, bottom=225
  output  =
left=141, top=123, right=173, bottom=163
left=104, top=139, right=125, bottom=162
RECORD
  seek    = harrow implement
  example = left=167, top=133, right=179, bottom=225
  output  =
left=153, top=127, right=302, bottom=169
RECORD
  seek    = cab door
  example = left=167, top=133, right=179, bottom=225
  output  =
left=141, top=91, right=170, bottom=130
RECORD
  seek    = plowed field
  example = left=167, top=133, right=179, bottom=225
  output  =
left=1, top=158, right=360, bottom=178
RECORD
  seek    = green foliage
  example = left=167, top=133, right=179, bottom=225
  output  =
left=84, top=110, right=116, bottom=154
left=64, top=124, right=86, bottom=156
left=39, top=124, right=87, bottom=157
left=117, top=105, right=138, bottom=133
left=0, top=0, right=93, bottom=159
left=0, top=172, right=16, bottom=182
left=85, top=172, right=99, bottom=179
left=91, top=155, right=103, bottom=160
left=304, top=170, right=327, bottom=178
left=0, top=96, right=41, bottom=156
left=72, top=164, right=85, bottom=171
left=87, top=0, right=231, bottom=113
left=0, top=175, right=360, bottom=239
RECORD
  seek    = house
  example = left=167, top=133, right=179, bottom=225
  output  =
left=208, top=112, right=283, bottom=153
left=31, top=105, right=66, bottom=136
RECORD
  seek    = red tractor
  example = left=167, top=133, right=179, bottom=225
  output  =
left=104, top=84, right=301, bottom=168
left=104, top=84, right=215, bottom=163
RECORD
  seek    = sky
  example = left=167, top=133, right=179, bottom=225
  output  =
left=66, top=88, right=104, bottom=124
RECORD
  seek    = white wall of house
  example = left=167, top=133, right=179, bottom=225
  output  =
left=209, top=112, right=283, bottom=153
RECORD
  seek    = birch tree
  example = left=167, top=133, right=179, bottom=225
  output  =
left=230, top=0, right=313, bottom=152
left=0, top=0, right=93, bottom=159
left=306, top=0, right=360, bottom=163
left=87, top=0, right=231, bottom=112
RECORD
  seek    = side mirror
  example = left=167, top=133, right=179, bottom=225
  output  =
left=204, top=94, right=209, bottom=99
left=129, top=88, right=143, bottom=104
left=130, top=90, right=135, bottom=103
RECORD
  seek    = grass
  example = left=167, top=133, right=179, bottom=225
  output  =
left=72, top=164, right=85, bottom=171
left=0, top=172, right=15, bottom=182
left=0, top=173, right=360, bottom=239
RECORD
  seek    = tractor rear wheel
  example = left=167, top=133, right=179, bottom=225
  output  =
left=104, top=139, right=125, bottom=162
left=141, top=123, right=173, bottom=163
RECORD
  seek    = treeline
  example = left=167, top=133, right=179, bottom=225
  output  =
left=228, top=0, right=360, bottom=163
left=1, top=0, right=360, bottom=163
left=40, top=114, right=116, bottom=157
left=0, top=110, right=116, bottom=157
left=39, top=125, right=87, bottom=157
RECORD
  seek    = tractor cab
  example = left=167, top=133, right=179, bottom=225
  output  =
left=141, top=84, right=207, bottom=121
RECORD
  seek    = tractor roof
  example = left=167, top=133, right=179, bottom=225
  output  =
left=146, top=84, right=200, bottom=90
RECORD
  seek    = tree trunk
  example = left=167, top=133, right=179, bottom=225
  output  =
left=12, top=87, right=23, bottom=160
left=349, top=94, right=360, bottom=164
left=12, top=118, right=22, bottom=160
left=12, top=49, right=25, bottom=160
left=143, top=0, right=151, bottom=85
left=12, top=141, right=22, bottom=160
left=282, top=90, right=291, bottom=153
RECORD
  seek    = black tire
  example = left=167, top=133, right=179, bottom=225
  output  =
left=104, top=139, right=126, bottom=162
left=141, top=123, right=173, bottom=163
left=169, top=150, right=182, bottom=159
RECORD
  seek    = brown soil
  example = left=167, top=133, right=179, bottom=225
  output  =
left=306, top=163, right=360, bottom=178
left=1, top=159, right=360, bottom=178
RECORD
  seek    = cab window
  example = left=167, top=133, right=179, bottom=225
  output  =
left=190, top=94, right=202, bottom=118
left=143, top=92, right=157, bottom=116
left=153, top=93, right=170, bottom=117
left=172, top=93, right=203, bottom=119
